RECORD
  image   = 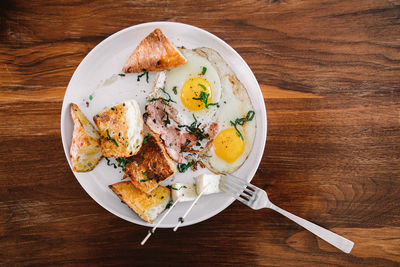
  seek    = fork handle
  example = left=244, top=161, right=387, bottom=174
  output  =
left=269, top=203, right=354, bottom=253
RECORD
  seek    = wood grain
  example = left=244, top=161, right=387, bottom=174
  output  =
left=1, top=0, right=400, bottom=266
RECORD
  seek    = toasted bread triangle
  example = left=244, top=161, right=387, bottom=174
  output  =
left=123, top=28, right=187, bottom=73
left=70, top=103, right=102, bottom=172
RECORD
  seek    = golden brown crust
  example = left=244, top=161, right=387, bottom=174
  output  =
left=123, top=134, right=177, bottom=194
left=93, top=101, right=143, bottom=157
left=70, top=103, right=102, bottom=172
left=109, top=181, right=170, bottom=223
left=123, top=28, right=187, bottom=73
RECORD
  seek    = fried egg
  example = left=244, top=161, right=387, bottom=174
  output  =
left=152, top=49, right=222, bottom=126
left=205, top=98, right=256, bottom=173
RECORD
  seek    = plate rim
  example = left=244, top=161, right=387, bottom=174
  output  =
left=60, top=21, right=267, bottom=228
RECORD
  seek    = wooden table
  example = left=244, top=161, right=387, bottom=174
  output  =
left=1, top=0, right=399, bottom=265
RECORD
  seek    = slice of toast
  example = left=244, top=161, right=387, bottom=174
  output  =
left=109, top=181, right=171, bottom=223
left=70, top=103, right=102, bottom=172
left=93, top=99, right=144, bottom=157
left=123, top=134, right=177, bottom=194
left=123, top=28, right=187, bottom=73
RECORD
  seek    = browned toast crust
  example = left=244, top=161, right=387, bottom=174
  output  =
left=123, top=28, right=187, bottom=73
left=93, top=101, right=143, bottom=157
left=70, top=103, right=102, bottom=172
left=123, top=134, right=176, bottom=194
left=109, top=181, right=170, bottom=223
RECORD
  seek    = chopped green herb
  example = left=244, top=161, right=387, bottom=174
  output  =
left=178, top=114, right=209, bottom=141
left=172, top=86, right=177, bottom=95
left=137, top=70, right=149, bottom=82
left=148, top=87, right=176, bottom=106
left=177, top=161, right=196, bottom=173
left=201, top=66, right=207, bottom=75
left=230, top=110, right=255, bottom=140
left=162, top=111, right=170, bottom=126
left=105, top=157, right=132, bottom=171
left=166, top=200, right=174, bottom=209
left=192, top=85, right=219, bottom=109
left=161, top=196, right=164, bottom=199
left=89, top=95, right=93, bottom=101
left=105, top=157, right=117, bottom=168
left=140, top=170, right=150, bottom=182
left=185, top=139, right=191, bottom=147
left=115, top=157, right=133, bottom=171
left=198, top=83, right=207, bottom=91
left=106, top=129, right=119, bottom=147
left=167, top=185, right=188, bottom=190
left=118, top=73, right=126, bottom=77
left=143, top=133, right=151, bottom=145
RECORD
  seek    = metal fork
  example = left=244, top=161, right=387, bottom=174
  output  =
left=220, top=174, right=354, bottom=254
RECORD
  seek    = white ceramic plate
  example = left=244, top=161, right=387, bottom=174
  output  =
left=61, top=22, right=267, bottom=228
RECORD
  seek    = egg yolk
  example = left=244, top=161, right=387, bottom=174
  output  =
left=213, top=128, right=245, bottom=163
left=180, top=77, right=212, bottom=111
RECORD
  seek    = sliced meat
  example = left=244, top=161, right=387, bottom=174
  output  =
left=144, top=99, right=216, bottom=163
left=144, top=100, right=166, bottom=134
left=160, top=126, right=182, bottom=163
left=208, top=122, right=219, bottom=139
left=181, top=132, right=197, bottom=148
left=164, top=104, right=181, bottom=124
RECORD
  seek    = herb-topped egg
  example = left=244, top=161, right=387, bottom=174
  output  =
left=152, top=49, right=221, bottom=126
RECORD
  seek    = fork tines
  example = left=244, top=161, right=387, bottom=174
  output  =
left=220, top=174, right=257, bottom=205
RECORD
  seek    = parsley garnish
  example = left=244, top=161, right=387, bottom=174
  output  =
left=105, top=157, right=117, bottom=169
left=143, top=133, right=151, bottom=145
left=115, top=157, right=134, bottom=171
left=166, top=185, right=188, bottom=190
left=177, top=161, right=196, bottom=173
left=106, top=129, right=119, bottom=147
left=149, top=87, right=176, bottom=106
left=201, top=66, right=207, bottom=75
left=105, top=157, right=134, bottom=171
left=230, top=110, right=255, bottom=140
left=192, top=84, right=219, bottom=109
left=166, top=200, right=174, bottom=209
left=140, top=170, right=150, bottom=182
left=118, top=73, right=125, bottom=77
left=172, top=86, right=177, bottom=95
left=89, top=95, right=93, bottom=101
left=178, top=114, right=209, bottom=141
left=162, top=111, right=170, bottom=126
left=198, top=83, right=207, bottom=91
left=137, top=70, right=149, bottom=83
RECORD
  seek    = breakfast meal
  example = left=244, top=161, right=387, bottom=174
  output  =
left=69, top=28, right=256, bottom=223
left=70, top=103, right=102, bottom=172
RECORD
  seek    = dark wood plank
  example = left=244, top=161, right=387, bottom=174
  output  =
left=1, top=0, right=399, bottom=266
